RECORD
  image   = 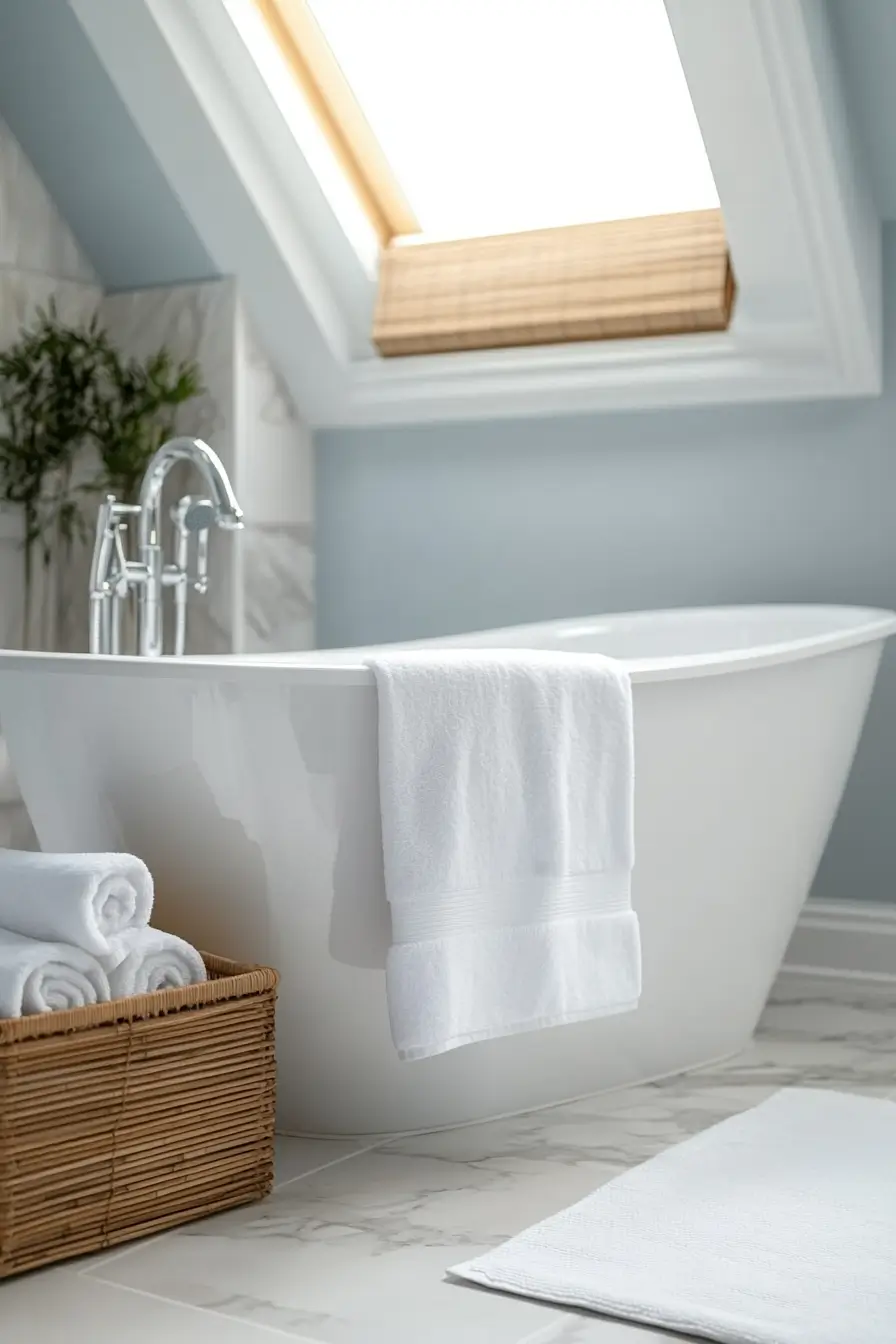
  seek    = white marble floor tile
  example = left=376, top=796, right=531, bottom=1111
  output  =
left=518, top=1314, right=701, bottom=1342
left=767, top=971, right=896, bottom=1009
left=69, top=1138, right=376, bottom=1283
left=764, top=976, right=896, bottom=1041
left=274, top=1136, right=374, bottom=1188
left=77, top=982, right=896, bottom=1343
left=0, top=1265, right=313, bottom=1342
left=87, top=1147, right=578, bottom=1342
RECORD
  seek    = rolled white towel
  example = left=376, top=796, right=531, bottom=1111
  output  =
left=103, top=927, right=206, bottom=999
left=0, top=928, right=111, bottom=1017
left=0, top=850, right=153, bottom=957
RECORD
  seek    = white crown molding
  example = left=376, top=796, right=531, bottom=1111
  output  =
left=783, top=899, right=896, bottom=983
left=71, top=0, right=882, bottom=428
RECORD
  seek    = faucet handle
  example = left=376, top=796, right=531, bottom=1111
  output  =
left=107, top=495, right=141, bottom=521
left=171, top=495, right=214, bottom=593
left=194, top=527, right=210, bottom=595
left=183, top=500, right=216, bottom=533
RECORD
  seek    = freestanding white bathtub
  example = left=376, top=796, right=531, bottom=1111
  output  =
left=0, top=604, right=892, bottom=1135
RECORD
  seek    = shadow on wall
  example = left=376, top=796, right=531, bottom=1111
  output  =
left=109, top=765, right=271, bottom=964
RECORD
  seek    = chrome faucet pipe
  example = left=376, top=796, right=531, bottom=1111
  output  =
left=137, top=438, right=243, bottom=658
left=88, top=437, right=244, bottom=657
left=88, top=495, right=140, bottom=654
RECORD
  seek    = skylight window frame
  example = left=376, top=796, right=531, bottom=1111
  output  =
left=252, top=0, right=418, bottom=245
left=71, top=0, right=881, bottom=427
left=256, top=0, right=739, bottom=360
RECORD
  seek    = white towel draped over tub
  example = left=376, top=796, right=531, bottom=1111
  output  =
left=0, top=928, right=110, bottom=1017
left=366, top=649, right=641, bottom=1061
left=0, top=850, right=153, bottom=958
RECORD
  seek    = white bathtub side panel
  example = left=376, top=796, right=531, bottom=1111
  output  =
left=0, top=640, right=882, bottom=1134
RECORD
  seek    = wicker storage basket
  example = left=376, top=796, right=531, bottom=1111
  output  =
left=0, top=953, right=278, bottom=1279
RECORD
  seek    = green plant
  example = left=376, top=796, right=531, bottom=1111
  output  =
left=92, top=344, right=203, bottom=504
left=0, top=302, right=202, bottom=647
left=0, top=305, right=103, bottom=644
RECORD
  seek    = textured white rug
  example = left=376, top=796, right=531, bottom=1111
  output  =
left=452, top=1088, right=896, bottom=1344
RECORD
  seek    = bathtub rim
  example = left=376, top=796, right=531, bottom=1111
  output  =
left=0, top=603, right=894, bottom=687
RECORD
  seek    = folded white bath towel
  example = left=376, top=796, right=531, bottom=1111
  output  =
left=0, top=928, right=111, bottom=1017
left=367, top=649, right=641, bottom=1060
left=103, top=926, right=206, bottom=999
left=0, top=849, right=153, bottom=957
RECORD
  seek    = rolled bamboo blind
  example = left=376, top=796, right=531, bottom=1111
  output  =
left=373, top=209, right=735, bottom=357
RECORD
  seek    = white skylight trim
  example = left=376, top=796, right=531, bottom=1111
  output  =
left=223, top=0, right=380, bottom=272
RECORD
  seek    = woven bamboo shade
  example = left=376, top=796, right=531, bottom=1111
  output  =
left=373, top=208, right=735, bottom=357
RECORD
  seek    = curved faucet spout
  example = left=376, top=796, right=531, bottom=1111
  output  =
left=138, top=437, right=243, bottom=550
left=136, top=436, right=244, bottom=657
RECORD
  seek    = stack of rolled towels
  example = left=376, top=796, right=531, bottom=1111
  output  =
left=0, top=850, right=206, bottom=1018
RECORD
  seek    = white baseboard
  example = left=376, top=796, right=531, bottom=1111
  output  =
left=783, top=899, right=896, bottom=983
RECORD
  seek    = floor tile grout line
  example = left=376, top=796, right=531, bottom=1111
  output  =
left=80, top=1140, right=388, bottom=1279
left=514, top=1314, right=580, bottom=1344
left=72, top=1273, right=308, bottom=1341
left=271, top=1139, right=388, bottom=1192
left=78, top=1230, right=178, bottom=1279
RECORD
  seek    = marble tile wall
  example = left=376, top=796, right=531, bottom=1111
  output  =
left=0, top=115, right=103, bottom=654
left=0, top=269, right=102, bottom=646
left=237, top=304, right=315, bottom=653
left=0, top=116, right=98, bottom=286
left=0, top=115, right=315, bottom=660
left=100, top=278, right=241, bottom=656
left=0, top=116, right=103, bottom=838
left=99, top=285, right=316, bottom=655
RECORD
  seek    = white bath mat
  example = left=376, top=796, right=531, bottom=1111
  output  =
left=452, top=1088, right=896, bottom=1344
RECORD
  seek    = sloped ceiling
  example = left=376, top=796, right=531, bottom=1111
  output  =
left=0, top=0, right=216, bottom=290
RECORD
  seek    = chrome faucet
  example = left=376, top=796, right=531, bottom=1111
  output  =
left=88, top=437, right=244, bottom=657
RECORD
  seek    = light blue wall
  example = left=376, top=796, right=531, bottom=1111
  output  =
left=317, top=227, right=896, bottom=905
left=0, top=0, right=215, bottom=290
left=827, top=0, right=896, bottom=220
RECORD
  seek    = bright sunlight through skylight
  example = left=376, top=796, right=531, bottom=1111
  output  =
left=306, top=0, right=719, bottom=239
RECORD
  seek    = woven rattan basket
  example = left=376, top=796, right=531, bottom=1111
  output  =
left=0, top=953, right=278, bottom=1279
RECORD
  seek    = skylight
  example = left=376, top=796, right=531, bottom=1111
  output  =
left=305, top=0, right=719, bottom=240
